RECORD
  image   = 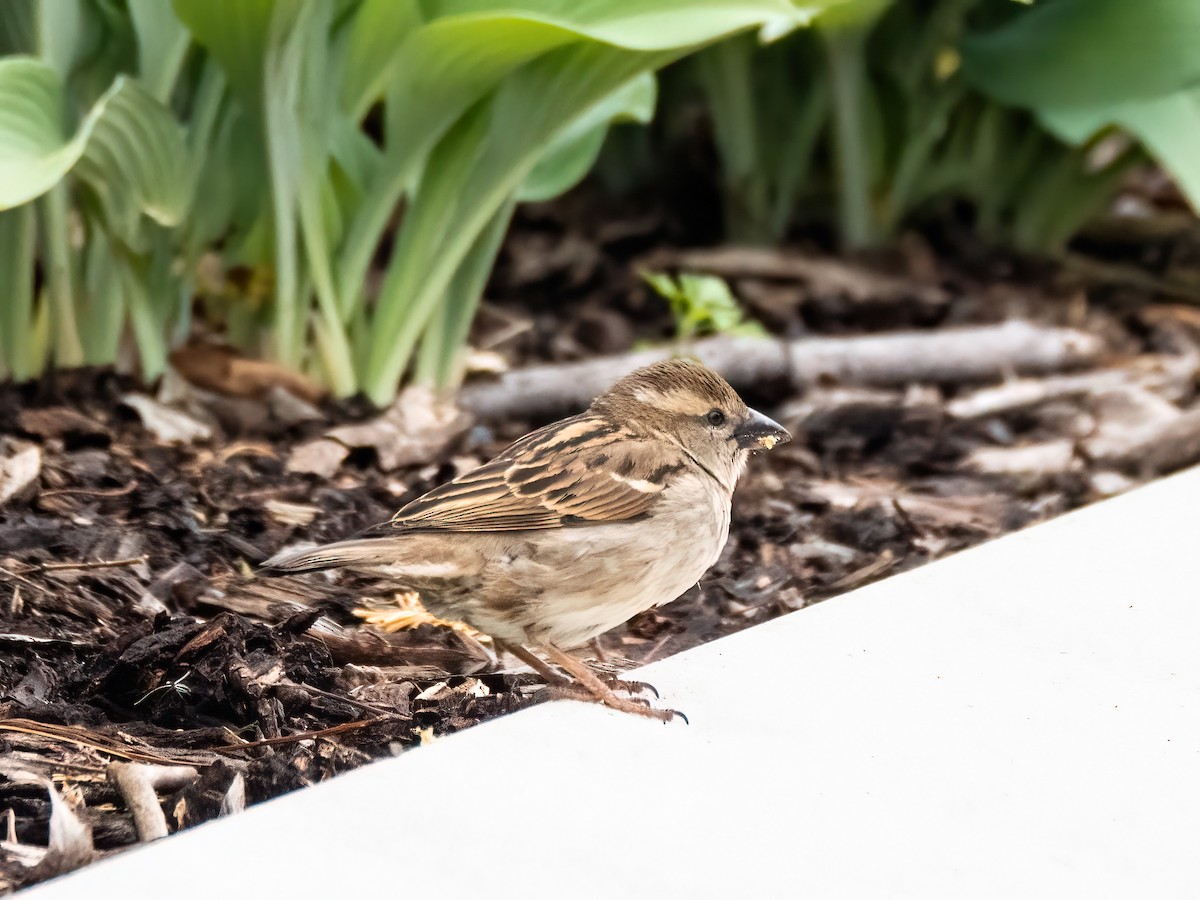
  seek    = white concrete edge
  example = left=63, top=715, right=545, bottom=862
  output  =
left=24, top=467, right=1200, bottom=899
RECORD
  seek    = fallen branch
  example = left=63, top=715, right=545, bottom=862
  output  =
left=459, top=322, right=1103, bottom=420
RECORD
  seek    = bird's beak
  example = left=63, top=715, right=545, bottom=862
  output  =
left=734, top=408, right=791, bottom=451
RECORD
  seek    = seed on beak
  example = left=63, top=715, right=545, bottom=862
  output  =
left=734, top=408, right=791, bottom=451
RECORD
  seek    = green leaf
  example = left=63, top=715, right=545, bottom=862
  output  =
left=518, top=70, right=656, bottom=202
left=74, top=77, right=192, bottom=243
left=36, top=0, right=87, bottom=78
left=418, top=0, right=813, bottom=46
left=962, top=0, right=1200, bottom=109
left=359, top=1, right=816, bottom=403
left=336, top=0, right=818, bottom=309
left=414, top=197, right=516, bottom=386
left=172, top=0, right=276, bottom=118
left=815, top=0, right=893, bottom=32
left=1039, top=89, right=1200, bottom=213
left=0, top=205, right=36, bottom=378
left=337, top=0, right=422, bottom=120
left=0, top=0, right=35, bottom=55
left=0, top=57, right=118, bottom=209
left=128, top=0, right=191, bottom=101
left=79, top=225, right=126, bottom=366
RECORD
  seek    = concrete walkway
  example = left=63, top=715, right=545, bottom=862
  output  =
left=28, top=468, right=1200, bottom=898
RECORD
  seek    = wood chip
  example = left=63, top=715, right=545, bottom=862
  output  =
left=17, top=407, right=107, bottom=441
left=0, top=442, right=40, bottom=506
left=966, top=440, right=1080, bottom=476
left=286, top=438, right=349, bottom=477
left=263, top=499, right=320, bottom=526
left=7, top=775, right=95, bottom=880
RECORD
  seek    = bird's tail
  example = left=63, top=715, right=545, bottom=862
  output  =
left=261, top=538, right=392, bottom=575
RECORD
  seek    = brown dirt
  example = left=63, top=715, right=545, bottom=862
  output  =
left=4, top=202, right=1200, bottom=888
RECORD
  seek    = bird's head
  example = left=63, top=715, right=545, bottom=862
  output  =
left=591, top=358, right=790, bottom=488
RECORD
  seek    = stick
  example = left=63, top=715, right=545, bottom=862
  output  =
left=459, top=322, right=1103, bottom=420
left=33, top=556, right=148, bottom=573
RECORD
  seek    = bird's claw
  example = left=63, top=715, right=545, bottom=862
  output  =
left=605, top=678, right=660, bottom=700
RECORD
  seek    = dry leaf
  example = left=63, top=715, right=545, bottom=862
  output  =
left=121, top=395, right=213, bottom=444
left=327, top=386, right=470, bottom=471
left=170, top=341, right=325, bottom=404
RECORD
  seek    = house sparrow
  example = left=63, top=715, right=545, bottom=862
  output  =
left=264, top=358, right=789, bottom=721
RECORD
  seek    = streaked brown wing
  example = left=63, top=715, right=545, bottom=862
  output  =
left=380, top=413, right=687, bottom=533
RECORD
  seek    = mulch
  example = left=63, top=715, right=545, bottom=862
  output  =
left=4, top=196, right=1200, bottom=888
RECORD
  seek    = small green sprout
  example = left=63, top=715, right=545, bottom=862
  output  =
left=641, top=271, right=766, bottom=340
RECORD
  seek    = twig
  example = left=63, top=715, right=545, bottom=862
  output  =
left=459, top=323, right=1104, bottom=420
left=208, top=717, right=398, bottom=753
left=40, top=480, right=138, bottom=500
left=0, top=567, right=51, bottom=596
left=32, top=556, right=148, bottom=573
left=830, top=549, right=898, bottom=591
left=890, top=498, right=922, bottom=540
left=284, top=680, right=403, bottom=718
left=0, top=718, right=210, bottom=766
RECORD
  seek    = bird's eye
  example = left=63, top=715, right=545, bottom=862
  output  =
left=706, top=408, right=726, bottom=427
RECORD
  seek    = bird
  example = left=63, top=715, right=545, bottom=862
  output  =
left=263, top=358, right=790, bottom=721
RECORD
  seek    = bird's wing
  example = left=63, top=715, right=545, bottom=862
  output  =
left=376, top=414, right=688, bottom=533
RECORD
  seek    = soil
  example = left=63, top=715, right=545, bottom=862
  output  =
left=4, top=192, right=1200, bottom=889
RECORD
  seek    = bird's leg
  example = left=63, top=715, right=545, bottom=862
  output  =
left=497, top=641, right=660, bottom=706
left=494, top=640, right=570, bottom=686
left=539, top=643, right=682, bottom=723
left=589, top=637, right=609, bottom=664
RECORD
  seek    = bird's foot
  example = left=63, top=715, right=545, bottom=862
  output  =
left=539, top=643, right=686, bottom=724
left=546, top=682, right=682, bottom=722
